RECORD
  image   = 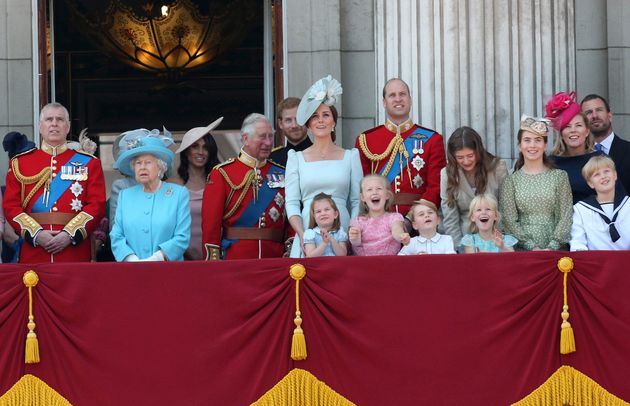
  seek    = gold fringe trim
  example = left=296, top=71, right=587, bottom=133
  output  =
left=289, top=264, right=307, bottom=361
left=512, top=366, right=630, bottom=406
left=0, top=374, right=71, bottom=406
left=23, top=271, right=40, bottom=364
left=557, top=257, right=576, bottom=354
left=251, top=368, right=355, bottom=406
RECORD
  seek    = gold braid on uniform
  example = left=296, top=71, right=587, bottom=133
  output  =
left=358, top=133, right=408, bottom=177
left=11, top=160, right=52, bottom=209
left=218, top=168, right=256, bottom=220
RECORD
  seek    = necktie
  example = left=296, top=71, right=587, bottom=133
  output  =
left=595, top=143, right=604, bottom=153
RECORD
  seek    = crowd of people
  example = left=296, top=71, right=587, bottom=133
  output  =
left=1, top=75, right=628, bottom=264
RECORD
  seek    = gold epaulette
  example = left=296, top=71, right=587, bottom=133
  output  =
left=271, top=145, right=284, bottom=152
left=213, top=157, right=235, bottom=170
left=74, top=150, right=98, bottom=159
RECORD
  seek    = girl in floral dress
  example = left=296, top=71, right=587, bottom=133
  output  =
left=348, top=174, right=410, bottom=255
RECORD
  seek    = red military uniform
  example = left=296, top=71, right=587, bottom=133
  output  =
left=355, top=118, right=446, bottom=215
left=3, top=142, right=106, bottom=263
left=202, top=151, right=288, bottom=260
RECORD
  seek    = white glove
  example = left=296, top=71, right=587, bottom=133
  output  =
left=140, top=250, right=165, bottom=262
left=124, top=254, right=140, bottom=262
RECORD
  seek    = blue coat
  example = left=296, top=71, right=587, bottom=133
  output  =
left=110, top=182, right=191, bottom=261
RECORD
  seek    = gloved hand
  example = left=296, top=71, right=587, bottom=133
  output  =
left=124, top=254, right=140, bottom=262
left=140, top=250, right=165, bottom=262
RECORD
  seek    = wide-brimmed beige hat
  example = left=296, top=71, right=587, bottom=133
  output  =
left=176, top=117, right=223, bottom=153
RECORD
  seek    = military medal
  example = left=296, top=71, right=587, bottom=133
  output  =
left=269, top=207, right=280, bottom=222
left=70, top=181, right=84, bottom=197
left=413, top=174, right=424, bottom=188
left=70, top=198, right=83, bottom=212
left=267, top=173, right=285, bottom=188
left=411, top=156, right=425, bottom=171
left=274, top=193, right=284, bottom=208
left=61, top=162, right=89, bottom=181
left=410, top=134, right=426, bottom=155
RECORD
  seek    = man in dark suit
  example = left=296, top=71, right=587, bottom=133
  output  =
left=581, top=94, right=630, bottom=194
left=269, top=97, right=311, bottom=167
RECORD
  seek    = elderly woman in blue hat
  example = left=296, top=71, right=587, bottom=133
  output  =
left=110, top=136, right=191, bottom=261
left=285, top=75, right=363, bottom=257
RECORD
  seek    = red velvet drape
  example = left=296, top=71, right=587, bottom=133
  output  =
left=1, top=251, right=629, bottom=405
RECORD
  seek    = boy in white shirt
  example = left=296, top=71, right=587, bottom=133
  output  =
left=570, top=155, right=630, bottom=251
left=399, top=199, right=456, bottom=255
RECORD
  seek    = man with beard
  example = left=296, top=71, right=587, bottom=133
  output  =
left=269, top=97, right=311, bottom=167
left=581, top=94, right=630, bottom=193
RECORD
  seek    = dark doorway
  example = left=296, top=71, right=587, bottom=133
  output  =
left=48, top=0, right=266, bottom=135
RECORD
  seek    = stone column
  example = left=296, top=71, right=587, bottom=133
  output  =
left=374, top=0, right=576, bottom=164
left=0, top=0, right=34, bottom=183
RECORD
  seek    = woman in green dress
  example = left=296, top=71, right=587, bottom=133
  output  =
left=499, top=116, right=573, bottom=251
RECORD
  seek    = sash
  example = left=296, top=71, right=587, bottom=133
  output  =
left=577, top=194, right=628, bottom=242
left=222, top=165, right=285, bottom=254
left=32, top=153, right=92, bottom=213
left=381, top=127, right=435, bottom=185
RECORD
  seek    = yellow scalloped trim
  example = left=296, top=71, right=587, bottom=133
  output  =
left=0, top=374, right=71, bottom=406
left=512, top=366, right=629, bottom=406
left=252, top=368, right=355, bottom=406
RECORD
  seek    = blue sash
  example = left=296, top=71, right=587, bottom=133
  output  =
left=222, top=165, right=285, bottom=254
left=32, top=153, right=92, bottom=212
left=381, top=127, right=435, bottom=185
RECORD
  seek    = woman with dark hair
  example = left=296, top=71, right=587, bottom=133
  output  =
left=439, top=127, right=507, bottom=249
left=499, top=116, right=572, bottom=251
left=170, top=118, right=221, bottom=260
left=286, top=75, right=362, bottom=258
left=546, top=91, right=604, bottom=204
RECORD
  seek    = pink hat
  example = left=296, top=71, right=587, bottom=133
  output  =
left=545, top=91, right=581, bottom=131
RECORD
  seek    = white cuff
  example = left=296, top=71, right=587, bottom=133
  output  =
left=124, top=254, right=140, bottom=262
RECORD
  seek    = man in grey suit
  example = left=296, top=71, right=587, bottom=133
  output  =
left=581, top=94, right=630, bottom=194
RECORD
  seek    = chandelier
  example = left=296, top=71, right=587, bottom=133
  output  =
left=70, top=0, right=256, bottom=77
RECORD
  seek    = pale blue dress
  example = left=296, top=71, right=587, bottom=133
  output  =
left=460, top=233, right=518, bottom=253
left=110, top=182, right=191, bottom=261
left=303, top=226, right=349, bottom=257
left=286, top=149, right=363, bottom=258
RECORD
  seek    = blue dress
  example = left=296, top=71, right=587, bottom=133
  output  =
left=460, top=233, right=518, bottom=253
left=550, top=151, right=604, bottom=204
left=285, top=149, right=363, bottom=258
left=303, top=227, right=349, bottom=256
left=110, top=182, right=191, bottom=261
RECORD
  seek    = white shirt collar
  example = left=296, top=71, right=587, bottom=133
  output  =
left=417, top=233, right=441, bottom=243
left=598, top=132, right=615, bottom=154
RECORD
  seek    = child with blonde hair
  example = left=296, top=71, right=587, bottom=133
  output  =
left=348, top=174, right=409, bottom=255
left=570, top=155, right=630, bottom=250
left=461, top=194, right=517, bottom=253
left=303, top=193, right=348, bottom=257
left=399, top=200, right=455, bottom=255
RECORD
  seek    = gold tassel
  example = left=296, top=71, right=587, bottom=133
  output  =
left=252, top=368, right=356, bottom=405
left=557, top=257, right=576, bottom=355
left=512, top=365, right=629, bottom=406
left=289, top=264, right=307, bottom=361
left=0, top=374, right=72, bottom=405
left=23, top=270, right=40, bottom=364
